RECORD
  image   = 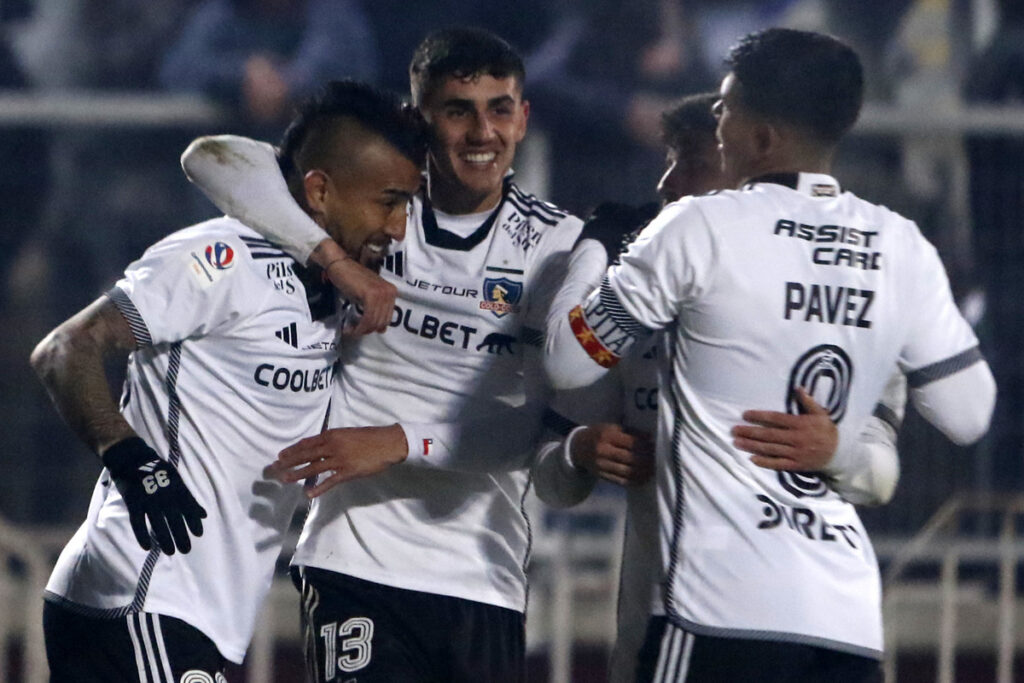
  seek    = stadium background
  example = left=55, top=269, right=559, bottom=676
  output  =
left=1, top=0, right=1021, bottom=681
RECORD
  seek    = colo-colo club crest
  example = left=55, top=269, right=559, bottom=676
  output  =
left=480, top=277, right=523, bottom=318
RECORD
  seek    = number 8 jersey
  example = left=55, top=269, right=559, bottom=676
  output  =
left=549, top=173, right=990, bottom=658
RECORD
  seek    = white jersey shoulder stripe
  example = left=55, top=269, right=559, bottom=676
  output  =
left=597, top=278, right=650, bottom=338
left=108, top=287, right=153, bottom=347
left=506, top=194, right=560, bottom=227
left=507, top=184, right=568, bottom=220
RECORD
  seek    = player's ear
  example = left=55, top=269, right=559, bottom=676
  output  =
left=303, top=170, right=330, bottom=215
left=754, top=121, right=779, bottom=160
left=516, top=99, right=530, bottom=142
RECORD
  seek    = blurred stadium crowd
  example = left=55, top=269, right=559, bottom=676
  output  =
left=0, top=0, right=1020, bottom=541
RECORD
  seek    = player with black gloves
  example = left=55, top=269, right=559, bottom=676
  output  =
left=574, top=201, right=661, bottom=265
left=100, top=437, right=207, bottom=554
left=30, top=81, right=425, bottom=682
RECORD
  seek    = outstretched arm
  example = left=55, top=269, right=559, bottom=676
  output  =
left=30, top=297, right=206, bottom=553
left=181, top=134, right=396, bottom=335
left=267, top=400, right=548, bottom=497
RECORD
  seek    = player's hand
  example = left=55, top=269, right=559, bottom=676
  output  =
left=570, top=423, right=655, bottom=486
left=732, top=389, right=838, bottom=472
left=311, top=239, right=396, bottom=336
left=575, top=202, right=661, bottom=266
left=267, top=425, right=408, bottom=498
left=102, top=437, right=207, bottom=555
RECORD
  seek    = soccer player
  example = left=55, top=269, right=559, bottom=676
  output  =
left=543, top=29, right=996, bottom=682
left=533, top=92, right=905, bottom=682
left=30, top=81, right=424, bottom=682
left=182, top=28, right=585, bottom=682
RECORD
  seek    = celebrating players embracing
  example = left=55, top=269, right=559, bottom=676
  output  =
left=31, top=81, right=424, bottom=682
left=183, top=28, right=585, bottom=682
left=545, top=29, right=995, bottom=683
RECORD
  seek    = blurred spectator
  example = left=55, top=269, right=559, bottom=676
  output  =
left=4, top=0, right=200, bottom=524
left=160, top=0, right=379, bottom=137
left=963, top=0, right=1024, bottom=489
left=528, top=0, right=714, bottom=215
left=13, top=0, right=192, bottom=89
left=359, top=1, right=553, bottom=97
left=0, top=7, right=51, bottom=526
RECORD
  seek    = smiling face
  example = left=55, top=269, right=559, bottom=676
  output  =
left=419, top=74, right=529, bottom=214
left=313, top=132, right=421, bottom=272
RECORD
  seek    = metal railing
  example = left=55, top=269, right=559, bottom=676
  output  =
left=0, top=493, right=627, bottom=683
left=881, top=494, right=1024, bottom=683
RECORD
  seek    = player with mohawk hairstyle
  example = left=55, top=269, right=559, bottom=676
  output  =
left=32, top=80, right=424, bottom=682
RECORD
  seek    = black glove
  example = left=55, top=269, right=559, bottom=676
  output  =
left=102, top=437, right=207, bottom=555
left=574, top=202, right=661, bottom=266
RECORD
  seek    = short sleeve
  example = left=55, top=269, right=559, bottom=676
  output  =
left=605, top=198, right=714, bottom=332
left=110, top=229, right=257, bottom=347
left=900, top=230, right=981, bottom=384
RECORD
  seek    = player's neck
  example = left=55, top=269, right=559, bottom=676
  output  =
left=739, top=152, right=834, bottom=186
left=427, top=173, right=503, bottom=215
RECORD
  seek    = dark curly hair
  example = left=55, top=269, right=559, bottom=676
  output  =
left=409, top=27, right=525, bottom=105
left=661, top=92, right=719, bottom=156
left=725, top=28, right=863, bottom=144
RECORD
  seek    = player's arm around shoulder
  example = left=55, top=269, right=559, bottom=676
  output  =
left=181, top=136, right=396, bottom=335
left=181, top=134, right=328, bottom=264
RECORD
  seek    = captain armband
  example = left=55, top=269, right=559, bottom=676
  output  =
left=568, top=281, right=647, bottom=368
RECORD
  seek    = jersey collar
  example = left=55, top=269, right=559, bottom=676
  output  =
left=745, top=172, right=841, bottom=197
left=420, top=176, right=512, bottom=251
left=293, top=262, right=337, bottom=321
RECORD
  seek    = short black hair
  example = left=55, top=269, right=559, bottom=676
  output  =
left=409, top=27, right=525, bottom=105
left=278, top=79, right=427, bottom=191
left=661, top=92, right=718, bottom=156
left=725, top=28, right=863, bottom=144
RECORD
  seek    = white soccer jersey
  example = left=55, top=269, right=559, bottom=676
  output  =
left=291, top=182, right=583, bottom=611
left=548, top=173, right=987, bottom=657
left=46, top=218, right=341, bottom=663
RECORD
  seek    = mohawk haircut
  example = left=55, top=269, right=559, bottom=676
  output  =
left=661, top=92, right=719, bottom=156
left=277, top=79, right=427, bottom=195
left=726, top=28, right=863, bottom=144
left=409, top=27, right=525, bottom=105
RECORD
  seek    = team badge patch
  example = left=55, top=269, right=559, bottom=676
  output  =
left=204, top=242, right=235, bottom=270
left=479, top=277, right=522, bottom=318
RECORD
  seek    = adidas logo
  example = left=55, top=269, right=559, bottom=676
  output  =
left=275, top=322, right=298, bottom=348
left=383, top=251, right=404, bottom=277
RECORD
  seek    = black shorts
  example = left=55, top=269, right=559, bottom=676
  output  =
left=295, top=566, right=525, bottom=683
left=636, top=616, right=883, bottom=683
left=43, top=599, right=227, bottom=683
